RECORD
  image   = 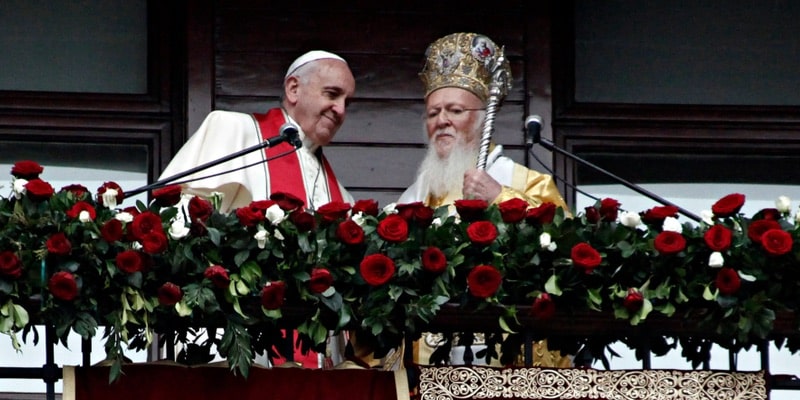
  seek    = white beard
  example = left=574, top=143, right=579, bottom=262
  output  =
left=415, top=135, right=480, bottom=199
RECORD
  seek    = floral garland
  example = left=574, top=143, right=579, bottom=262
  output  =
left=1, top=160, right=799, bottom=380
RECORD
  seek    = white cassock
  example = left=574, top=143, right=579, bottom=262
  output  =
left=158, top=108, right=353, bottom=213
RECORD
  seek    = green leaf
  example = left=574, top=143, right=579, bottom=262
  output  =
left=498, top=315, right=517, bottom=334
left=545, top=274, right=562, bottom=296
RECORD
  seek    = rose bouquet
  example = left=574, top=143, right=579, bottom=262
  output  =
left=1, top=160, right=800, bottom=380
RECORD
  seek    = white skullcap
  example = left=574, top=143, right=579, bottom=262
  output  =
left=284, top=50, right=347, bottom=80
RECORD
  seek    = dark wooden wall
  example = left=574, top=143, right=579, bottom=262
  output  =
left=185, top=0, right=550, bottom=206
left=2, top=0, right=800, bottom=210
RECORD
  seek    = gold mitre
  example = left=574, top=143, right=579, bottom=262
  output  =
left=420, top=32, right=512, bottom=102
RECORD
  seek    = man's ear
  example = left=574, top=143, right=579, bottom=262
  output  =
left=284, top=77, right=300, bottom=104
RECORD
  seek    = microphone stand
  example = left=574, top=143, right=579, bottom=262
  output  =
left=530, top=135, right=701, bottom=222
left=127, top=134, right=298, bottom=198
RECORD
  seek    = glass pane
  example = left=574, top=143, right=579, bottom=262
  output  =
left=0, top=0, right=148, bottom=93
left=0, top=140, right=149, bottom=205
left=574, top=0, right=800, bottom=105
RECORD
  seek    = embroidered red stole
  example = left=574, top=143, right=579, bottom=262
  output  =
left=254, top=108, right=344, bottom=208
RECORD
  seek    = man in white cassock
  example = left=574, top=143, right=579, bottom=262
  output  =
left=158, top=50, right=356, bottom=369
left=159, top=50, right=356, bottom=213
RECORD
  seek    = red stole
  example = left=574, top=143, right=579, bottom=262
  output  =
left=254, top=108, right=344, bottom=208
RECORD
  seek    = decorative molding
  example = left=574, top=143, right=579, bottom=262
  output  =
left=418, top=366, right=766, bottom=400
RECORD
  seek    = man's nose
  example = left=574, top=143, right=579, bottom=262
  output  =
left=332, top=98, right=347, bottom=116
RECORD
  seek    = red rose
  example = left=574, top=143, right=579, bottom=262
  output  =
left=716, top=267, right=741, bottom=296
left=641, top=205, right=680, bottom=225
left=151, top=185, right=183, bottom=207
left=96, top=181, right=125, bottom=206
left=761, top=229, right=793, bottom=256
left=525, top=202, right=556, bottom=225
left=498, top=198, right=529, bottom=223
left=377, top=214, right=409, bottom=243
left=60, top=184, right=89, bottom=198
left=571, top=242, right=601, bottom=274
left=48, top=271, right=78, bottom=301
left=141, top=231, right=169, bottom=254
left=46, top=232, right=72, bottom=256
left=352, top=199, right=379, bottom=217
left=654, top=231, right=686, bottom=255
left=599, top=198, right=621, bottom=222
left=711, top=193, right=745, bottom=218
left=584, top=206, right=600, bottom=224
left=747, top=219, right=781, bottom=243
left=308, top=268, right=334, bottom=294
left=270, top=192, right=305, bottom=211
left=336, top=220, right=365, bottom=245
left=66, top=201, right=96, bottom=221
left=11, top=160, right=44, bottom=179
left=758, top=208, right=781, bottom=221
left=316, top=201, right=352, bottom=224
left=467, top=264, right=502, bottom=299
left=359, top=254, right=395, bottom=286
left=289, top=211, right=316, bottom=232
left=623, top=288, right=644, bottom=313
left=704, top=224, right=732, bottom=252
left=116, top=250, right=143, bottom=274
left=250, top=200, right=277, bottom=213
left=188, top=196, right=213, bottom=223
left=101, top=219, right=124, bottom=243
left=0, top=251, right=23, bottom=279
left=236, top=205, right=265, bottom=227
left=157, top=282, right=183, bottom=306
left=421, top=247, right=447, bottom=274
left=261, top=281, right=286, bottom=310
left=395, top=202, right=434, bottom=227
left=530, top=293, right=555, bottom=320
left=466, top=221, right=498, bottom=246
left=130, top=211, right=164, bottom=240
left=454, top=199, right=489, bottom=222
left=25, top=179, right=55, bottom=202
left=204, top=265, right=230, bottom=289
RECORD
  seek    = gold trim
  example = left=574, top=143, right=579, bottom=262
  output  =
left=418, top=366, right=767, bottom=400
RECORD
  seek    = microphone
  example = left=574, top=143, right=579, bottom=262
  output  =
left=524, top=115, right=542, bottom=148
left=524, top=115, right=701, bottom=222
left=277, top=122, right=303, bottom=149
left=126, top=122, right=302, bottom=198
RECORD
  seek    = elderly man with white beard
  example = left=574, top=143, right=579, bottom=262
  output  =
left=399, top=32, right=572, bottom=368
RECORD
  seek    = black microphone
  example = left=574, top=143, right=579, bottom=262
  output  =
left=126, top=122, right=302, bottom=198
left=525, top=115, right=542, bottom=148
left=524, top=115, right=701, bottom=222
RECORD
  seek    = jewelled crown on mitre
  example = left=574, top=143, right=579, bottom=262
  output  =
left=419, top=32, right=512, bottom=102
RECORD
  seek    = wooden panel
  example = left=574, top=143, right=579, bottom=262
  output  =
left=215, top=53, right=528, bottom=101
left=214, top=1, right=527, bottom=55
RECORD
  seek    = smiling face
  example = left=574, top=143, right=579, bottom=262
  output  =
left=284, top=59, right=356, bottom=147
left=424, top=87, right=486, bottom=159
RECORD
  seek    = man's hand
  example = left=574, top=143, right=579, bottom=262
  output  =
left=463, top=169, right=502, bottom=202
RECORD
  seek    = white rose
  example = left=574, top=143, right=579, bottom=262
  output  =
left=619, top=211, right=641, bottom=228
left=12, top=178, right=27, bottom=199
left=273, top=229, right=285, bottom=241
left=79, top=210, right=92, bottom=223
left=700, top=210, right=714, bottom=226
left=351, top=212, right=367, bottom=227
left=776, top=196, right=791, bottom=213
left=431, top=217, right=443, bottom=227
left=101, top=188, right=119, bottom=209
left=539, top=232, right=557, bottom=252
left=265, top=204, right=286, bottom=225
left=382, top=202, right=398, bottom=215
left=662, top=216, right=682, bottom=233
left=169, top=220, right=190, bottom=240
left=708, top=252, right=724, bottom=268
left=115, top=211, right=134, bottom=223
left=254, top=228, right=269, bottom=249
